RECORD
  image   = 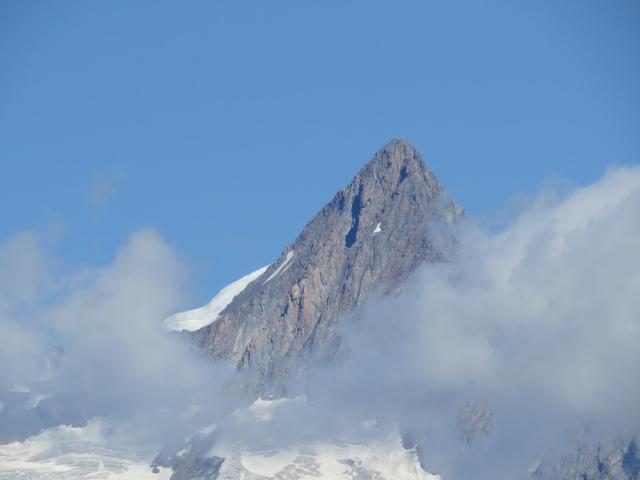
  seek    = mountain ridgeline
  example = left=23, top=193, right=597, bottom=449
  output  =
left=188, top=139, right=462, bottom=394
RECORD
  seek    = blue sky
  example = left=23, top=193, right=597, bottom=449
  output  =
left=1, top=1, right=639, bottom=302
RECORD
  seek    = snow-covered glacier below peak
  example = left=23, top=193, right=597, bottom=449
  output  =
left=164, top=397, right=440, bottom=480
left=1, top=401, right=438, bottom=480
left=0, top=419, right=171, bottom=480
left=214, top=431, right=439, bottom=480
left=164, top=265, right=269, bottom=332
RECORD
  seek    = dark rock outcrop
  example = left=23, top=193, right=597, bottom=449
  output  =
left=532, top=425, right=639, bottom=480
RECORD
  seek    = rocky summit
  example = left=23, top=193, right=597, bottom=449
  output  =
left=185, top=139, right=463, bottom=395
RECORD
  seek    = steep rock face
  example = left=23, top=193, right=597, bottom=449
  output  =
left=190, top=139, right=462, bottom=393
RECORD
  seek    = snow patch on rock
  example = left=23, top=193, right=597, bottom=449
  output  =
left=262, top=250, right=295, bottom=285
left=164, top=264, right=269, bottom=332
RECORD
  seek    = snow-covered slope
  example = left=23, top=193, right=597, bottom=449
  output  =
left=0, top=419, right=171, bottom=480
left=164, top=265, right=269, bottom=332
left=216, top=432, right=438, bottom=480
left=213, top=433, right=438, bottom=480
left=162, top=398, right=441, bottom=480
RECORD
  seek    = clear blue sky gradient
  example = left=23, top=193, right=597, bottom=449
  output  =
left=1, top=1, right=639, bottom=301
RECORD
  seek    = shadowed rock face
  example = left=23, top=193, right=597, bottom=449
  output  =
left=190, top=139, right=463, bottom=395
left=532, top=434, right=640, bottom=480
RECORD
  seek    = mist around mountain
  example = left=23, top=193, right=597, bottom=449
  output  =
left=1, top=141, right=639, bottom=479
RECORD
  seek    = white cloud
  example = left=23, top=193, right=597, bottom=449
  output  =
left=299, top=166, right=640, bottom=478
left=0, top=229, right=234, bottom=445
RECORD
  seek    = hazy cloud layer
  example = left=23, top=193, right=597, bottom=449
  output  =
left=297, top=166, right=640, bottom=478
left=1, top=167, right=639, bottom=479
left=0, top=230, right=235, bottom=445
left=0, top=233, right=52, bottom=394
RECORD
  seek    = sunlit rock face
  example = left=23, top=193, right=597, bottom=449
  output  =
left=187, top=139, right=463, bottom=395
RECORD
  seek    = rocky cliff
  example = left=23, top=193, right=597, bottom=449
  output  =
left=187, top=139, right=463, bottom=394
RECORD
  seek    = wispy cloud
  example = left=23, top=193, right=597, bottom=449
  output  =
left=89, top=179, right=117, bottom=209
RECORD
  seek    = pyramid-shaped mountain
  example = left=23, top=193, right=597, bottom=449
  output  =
left=169, top=139, right=463, bottom=394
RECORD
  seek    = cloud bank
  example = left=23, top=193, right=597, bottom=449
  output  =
left=296, top=166, right=640, bottom=478
left=1, top=166, right=639, bottom=480
left=0, top=230, right=235, bottom=445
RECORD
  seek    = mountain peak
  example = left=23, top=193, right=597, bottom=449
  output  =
left=365, top=138, right=422, bottom=170
left=189, top=140, right=462, bottom=395
left=379, top=137, right=418, bottom=154
left=350, top=138, right=435, bottom=198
